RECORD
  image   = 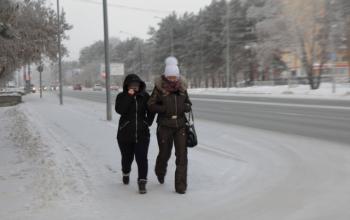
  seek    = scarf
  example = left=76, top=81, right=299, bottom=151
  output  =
left=162, top=75, right=181, bottom=93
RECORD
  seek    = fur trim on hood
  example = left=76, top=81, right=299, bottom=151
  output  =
left=154, top=76, right=188, bottom=94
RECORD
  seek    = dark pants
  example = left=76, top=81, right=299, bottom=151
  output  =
left=155, top=125, right=188, bottom=191
left=118, top=139, right=150, bottom=180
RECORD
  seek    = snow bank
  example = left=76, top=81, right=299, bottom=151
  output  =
left=189, top=83, right=350, bottom=99
left=0, top=92, right=23, bottom=97
left=0, top=93, right=22, bottom=107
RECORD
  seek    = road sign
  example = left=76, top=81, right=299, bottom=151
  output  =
left=101, top=63, right=124, bottom=76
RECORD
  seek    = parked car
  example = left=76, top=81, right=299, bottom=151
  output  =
left=93, top=84, right=103, bottom=91
left=73, top=84, right=82, bottom=90
left=145, top=81, right=154, bottom=93
left=40, top=86, right=48, bottom=91
left=50, top=84, right=58, bottom=91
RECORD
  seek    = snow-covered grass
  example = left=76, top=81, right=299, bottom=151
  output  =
left=189, top=82, right=350, bottom=99
left=1, top=93, right=350, bottom=219
left=0, top=92, right=23, bottom=97
left=0, top=87, right=26, bottom=96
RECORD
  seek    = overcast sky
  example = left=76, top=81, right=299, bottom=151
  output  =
left=46, top=0, right=213, bottom=61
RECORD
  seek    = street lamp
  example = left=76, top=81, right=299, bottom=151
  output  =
left=331, top=24, right=338, bottom=94
left=244, top=44, right=257, bottom=86
left=225, top=0, right=231, bottom=89
left=37, top=62, right=44, bottom=98
left=103, top=0, right=112, bottom=121
left=56, top=0, right=63, bottom=105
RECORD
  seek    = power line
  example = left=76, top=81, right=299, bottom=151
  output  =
left=72, top=0, right=171, bottom=14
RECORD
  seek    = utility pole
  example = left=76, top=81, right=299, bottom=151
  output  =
left=37, top=63, right=44, bottom=98
left=57, top=0, right=63, bottom=105
left=28, top=64, right=31, bottom=92
left=226, top=1, right=231, bottom=89
left=103, top=0, right=112, bottom=121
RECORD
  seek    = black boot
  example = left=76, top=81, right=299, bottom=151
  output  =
left=175, top=184, right=187, bottom=194
left=122, top=173, right=130, bottom=185
left=175, top=189, right=186, bottom=194
left=138, top=179, right=147, bottom=194
left=157, top=175, right=164, bottom=184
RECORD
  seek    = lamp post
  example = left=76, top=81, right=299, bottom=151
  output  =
left=331, top=24, right=338, bottom=94
left=103, top=0, right=112, bottom=121
left=37, top=63, right=44, bottom=98
left=225, top=0, right=231, bottom=89
left=56, top=0, right=63, bottom=105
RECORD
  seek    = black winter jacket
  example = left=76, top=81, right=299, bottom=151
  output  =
left=115, top=74, right=155, bottom=143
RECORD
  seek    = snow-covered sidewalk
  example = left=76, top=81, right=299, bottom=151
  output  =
left=1, top=93, right=350, bottom=220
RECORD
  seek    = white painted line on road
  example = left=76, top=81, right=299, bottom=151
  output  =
left=273, top=112, right=308, bottom=117
left=191, top=98, right=350, bottom=111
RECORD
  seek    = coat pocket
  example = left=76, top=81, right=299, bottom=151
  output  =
left=119, top=121, right=130, bottom=131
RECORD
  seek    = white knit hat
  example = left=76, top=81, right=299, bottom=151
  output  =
left=164, top=56, right=180, bottom=78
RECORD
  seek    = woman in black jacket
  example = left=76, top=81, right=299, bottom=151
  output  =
left=115, top=74, right=155, bottom=194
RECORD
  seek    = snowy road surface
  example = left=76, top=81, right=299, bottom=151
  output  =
left=1, top=93, right=350, bottom=220
left=63, top=89, right=350, bottom=145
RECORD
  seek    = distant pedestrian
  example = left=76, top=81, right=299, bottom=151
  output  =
left=115, top=74, right=155, bottom=194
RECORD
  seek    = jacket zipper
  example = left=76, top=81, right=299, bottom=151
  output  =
left=135, top=96, right=138, bottom=143
left=175, top=95, right=178, bottom=128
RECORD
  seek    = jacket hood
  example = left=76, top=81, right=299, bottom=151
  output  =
left=123, top=74, right=146, bottom=93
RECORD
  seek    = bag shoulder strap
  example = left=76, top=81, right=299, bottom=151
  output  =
left=187, top=109, right=195, bottom=123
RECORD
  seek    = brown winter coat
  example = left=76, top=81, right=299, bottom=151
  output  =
left=148, top=76, right=192, bottom=192
left=147, top=76, right=192, bottom=128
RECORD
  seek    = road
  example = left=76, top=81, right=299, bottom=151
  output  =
left=63, top=89, right=350, bottom=145
left=3, top=92, right=349, bottom=219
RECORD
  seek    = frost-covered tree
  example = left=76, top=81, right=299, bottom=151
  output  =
left=79, top=0, right=259, bottom=88
left=0, top=0, right=71, bottom=81
left=248, top=0, right=288, bottom=80
left=249, top=0, right=332, bottom=89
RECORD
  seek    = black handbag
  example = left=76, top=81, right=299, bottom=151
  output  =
left=185, top=110, right=198, bottom=148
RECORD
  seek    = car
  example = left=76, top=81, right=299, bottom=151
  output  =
left=50, top=84, right=58, bottom=91
left=145, top=81, right=154, bottom=93
left=110, top=85, right=119, bottom=91
left=40, top=86, right=48, bottom=91
left=93, top=84, right=103, bottom=91
left=73, top=84, right=82, bottom=90
left=30, top=85, right=36, bottom=93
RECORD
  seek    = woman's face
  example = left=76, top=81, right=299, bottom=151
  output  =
left=128, top=82, right=140, bottom=92
left=166, top=76, right=178, bottom=82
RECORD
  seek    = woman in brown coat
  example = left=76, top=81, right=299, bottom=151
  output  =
left=148, top=56, right=192, bottom=194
